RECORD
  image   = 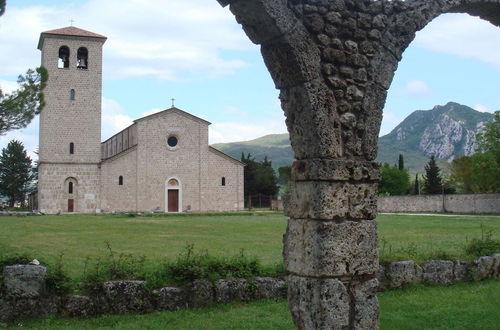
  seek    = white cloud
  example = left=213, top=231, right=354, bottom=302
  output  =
left=0, top=80, right=19, bottom=95
left=101, top=98, right=134, bottom=140
left=0, top=116, right=39, bottom=161
left=209, top=119, right=287, bottom=144
left=415, top=13, right=500, bottom=68
left=400, top=80, right=433, bottom=97
left=380, top=111, right=404, bottom=136
left=0, top=0, right=252, bottom=80
left=474, top=104, right=493, bottom=113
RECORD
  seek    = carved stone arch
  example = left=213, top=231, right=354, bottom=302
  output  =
left=217, top=0, right=500, bottom=328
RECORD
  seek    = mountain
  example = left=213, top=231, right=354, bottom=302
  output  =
left=377, top=102, right=494, bottom=172
left=211, top=134, right=294, bottom=170
left=212, top=102, right=495, bottom=173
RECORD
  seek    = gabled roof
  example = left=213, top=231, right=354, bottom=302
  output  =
left=134, top=107, right=212, bottom=126
left=209, top=146, right=245, bottom=166
left=38, top=26, right=107, bottom=49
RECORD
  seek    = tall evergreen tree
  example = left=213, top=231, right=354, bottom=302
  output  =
left=0, top=140, right=34, bottom=207
left=423, top=155, right=443, bottom=194
left=413, top=174, right=419, bottom=195
left=398, top=154, right=404, bottom=170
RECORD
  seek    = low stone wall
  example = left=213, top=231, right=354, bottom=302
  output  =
left=378, top=194, right=500, bottom=214
left=1, top=254, right=499, bottom=323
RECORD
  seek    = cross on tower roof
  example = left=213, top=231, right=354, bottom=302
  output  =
left=171, top=98, right=175, bottom=108
left=69, top=18, right=75, bottom=26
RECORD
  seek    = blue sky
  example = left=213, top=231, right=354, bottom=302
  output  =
left=1, top=0, right=499, bottom=159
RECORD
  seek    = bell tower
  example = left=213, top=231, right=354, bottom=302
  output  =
left=37, top=26, right=106, bottom=213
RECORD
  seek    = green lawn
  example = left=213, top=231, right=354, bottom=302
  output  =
left=0, top=212, right=499, bottom=277
left=11, top=280, right=500, bottom=329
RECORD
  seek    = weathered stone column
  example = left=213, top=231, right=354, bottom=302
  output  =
left=217, top=0, right=500, bottom=328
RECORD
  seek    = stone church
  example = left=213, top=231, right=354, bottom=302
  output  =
left=36, top=26, right=244, bottom=214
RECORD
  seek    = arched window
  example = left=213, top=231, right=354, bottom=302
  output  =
left=221, top=177, right=226, bottom=186
left=119, top=176, right=123, bottom=185
left=77, top=47, right=88, bottom=69
left=70, top=89, right=75, bottom=101
left=68, top=181, right=73, bottom=194
left=69, top=142, right=74, bottom=154
left=58, top=46, right=70, bottom=68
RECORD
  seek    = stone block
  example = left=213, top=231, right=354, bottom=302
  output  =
left=471, top=256, right=495, bottom=281
left=288, top=275, right=350, bottom=329
left=284, top=218, right=378, bottom=277
left=63, top=295, right=96, bottom=318
left=492, top=254, right=500, bottom=277
left=280, top=80, right=340, bottom=160
left=261, top=25, right=321, bottom=88
left=453, top=260, right=470, bottom=282
left=254, top=277, right=287, bottom=299
left=152, top=287, right=186, bottom=311
left=3, top=265, right=47, bottom=298
left=421, top=260, right=454, bottom=285
left=386, top=261, right=422, bottom=288
left=285, top=181, right=378, bottom=220
left=229, top=0, right=298, bottom=45
left=102, top=280, right=153, bottom=314
left=0, top=296, right=60, bottom=322
left=351, top=278, right=379, bottom=330
left=188, top=279, right=214, bottom=308
left=292, top=159, right=380, bottom=182
left=215, top=279, right=252, bottom=303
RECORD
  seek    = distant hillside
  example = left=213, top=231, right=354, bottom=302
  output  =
left=212, top=102, right=495, bottom=173
left=212, top=134, right=293, bottom=170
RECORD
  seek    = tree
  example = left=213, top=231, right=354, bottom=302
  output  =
left=476, top=110, right=499, bottom=162
left=0, top=67, right=48, bottom=135
left=449, top=156, right=474, bottom=193
left=398, top=154, right=404, bottom=170
left=423, top=155, right=443, bottom=194
left=379, top=163, right=410, bottom=196
left=0, top=140, right=34, bottom=207
left=240, top=153, right=279, bottom=203
left=412, top=174, right=420, bottom=195
left=0, top=0, right=5, bottom=17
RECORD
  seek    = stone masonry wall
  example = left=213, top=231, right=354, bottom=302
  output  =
left=378, top=193, right=500, bottom=214
left=203, top=149, right=244, bottom=211
left=1, top=255, right=498, bottom=323
left=133, top=110, right=243, bottom=213
left=39, top=36, right=103, bottom=165
left=100, top=147, right=138, bottom=212
left=38, top=163, right=100, bottom=213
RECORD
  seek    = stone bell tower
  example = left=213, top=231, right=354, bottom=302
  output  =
left=37, top=26, right=106, bottom=213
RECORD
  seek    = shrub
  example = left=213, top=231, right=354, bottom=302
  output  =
left=81, top=242, right=147, bottom=295
left=45, top=253, right=72, bottom=295
left=465, top=226, right=500, bottom=257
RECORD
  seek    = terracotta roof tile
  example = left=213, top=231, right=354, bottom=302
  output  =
left=38, top=26, right=106, bottom=49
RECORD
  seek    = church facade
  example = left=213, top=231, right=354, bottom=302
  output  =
left=37, top=26, right=244, bottom=214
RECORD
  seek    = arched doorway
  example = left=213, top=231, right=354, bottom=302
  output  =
left=165, top=177, right=182, bottom=212
left=64, top=177, right=77, bottom=212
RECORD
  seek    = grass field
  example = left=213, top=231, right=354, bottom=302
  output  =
left=1, top=212, right=499, bottom=329
left=10, top=280, right=500, bottom=329
left=1, top=212, right=499, bottom=278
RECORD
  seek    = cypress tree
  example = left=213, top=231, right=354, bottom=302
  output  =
left=398, top=154, right=404, bottom=170
left=414, top=174, right=419, bottom=195
left=423, top=155, right=442, bottom=194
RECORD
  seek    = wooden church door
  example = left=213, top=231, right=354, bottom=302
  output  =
left=168, top=190, right=179, bottom=212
